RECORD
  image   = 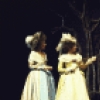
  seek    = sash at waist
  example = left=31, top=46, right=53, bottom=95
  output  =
left=60, top=67, right=78, bottom=75
left=30, top=68, right=52, bottom=75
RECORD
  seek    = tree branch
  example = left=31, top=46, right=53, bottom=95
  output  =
left=81, top=16, right=89, bottom=34
left=90, top=22, right=100, bottom=33
left=52, top=26, right=76, bottom=34
left=81, top=0, right=86, bottom=18
left=91, top=18, right=100, bottom=22
left=49, top=9, right=63, bottom=18
left=68, top=2, right=82, bottom=19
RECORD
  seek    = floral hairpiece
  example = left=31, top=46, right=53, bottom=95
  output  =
left=25, top=32, right=41, bottom=48
left=25, top=35, right=34, bottom=44
left=56, top=32, right=77, bottom=52
left=61, top=33, right=76, bottom=42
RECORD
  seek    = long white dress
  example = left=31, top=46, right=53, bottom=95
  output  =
left=55, top=53, right=90, bottom=100
left=20, top=51, right=55, bottom=100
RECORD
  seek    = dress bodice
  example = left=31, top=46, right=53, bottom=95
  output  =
left=58, top=53, right=82, bottom=69
left=28, top=51, right=47, bottom=68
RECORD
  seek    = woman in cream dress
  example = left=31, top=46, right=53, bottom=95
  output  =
left=55, top=33, right=96, bottom=100
left=20, top=31, right=55, bottom=100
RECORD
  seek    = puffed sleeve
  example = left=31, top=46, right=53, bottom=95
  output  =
left=58, top=54, right=72, bottom=62
left=28, top=51, right=46, bottom=69
left=76, top=53, right=82, bottom=62
left=28, top=51, right=38, bottom=63
left=28, top=51, right=40, bottom=68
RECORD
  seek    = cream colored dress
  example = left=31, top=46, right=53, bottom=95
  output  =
left=55, top=53, right=90, bottom=100
left=20, top=51, right=55, bottom=100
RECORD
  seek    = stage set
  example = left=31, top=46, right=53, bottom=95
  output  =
left=1, top=0, right=100, bottom=100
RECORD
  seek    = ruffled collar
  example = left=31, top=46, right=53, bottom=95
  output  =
left=29, top=51, right=47, bottom=63
left=58, top=53, right=82, bottom=62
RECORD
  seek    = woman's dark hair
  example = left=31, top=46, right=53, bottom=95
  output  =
left=62, top=41, right=77, bottom=54
left=31, top=31, right=46, bottom=51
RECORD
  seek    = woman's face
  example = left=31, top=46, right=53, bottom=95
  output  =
left=70, top=45, right=77, bottom=53
left=40, top=41, right=47, bottom=50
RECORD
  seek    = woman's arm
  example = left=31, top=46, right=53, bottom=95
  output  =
left=78, top=56, right=96, bottom=69
left=28, top=61, right=53, bottom=71
left=28, top=61, right=39, bottom=68
left=44, top=65, right=53, bottom=71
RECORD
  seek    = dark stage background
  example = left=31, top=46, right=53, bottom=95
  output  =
left=1, top=0, right=100, bottom=100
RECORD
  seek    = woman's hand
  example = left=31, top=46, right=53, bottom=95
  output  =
left=91, top=56, right=96, bottom=62
left=44, top=65, right=53, bottom=71
left=84, top=56, right=96, bottom=68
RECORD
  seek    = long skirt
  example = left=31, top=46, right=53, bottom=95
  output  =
left=20, top=69, right=55, bottom=100
left=55, top=68, right=90, bottom=100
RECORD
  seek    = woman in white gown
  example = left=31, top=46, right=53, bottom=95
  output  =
left=20, top=31, right=55, bottom=100
left=55, top=33, right=96, bottom=100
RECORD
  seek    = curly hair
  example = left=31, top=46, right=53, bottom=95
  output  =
left=31, top=31, right=47, bottom=51
left=62, top=41, right=78, bottom=54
